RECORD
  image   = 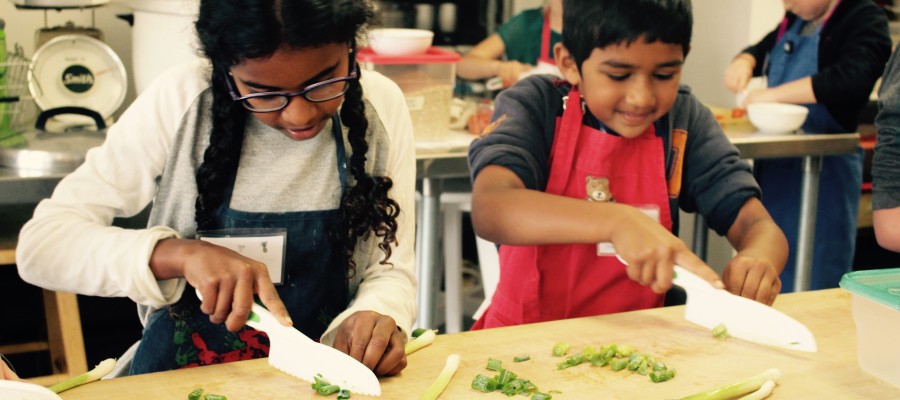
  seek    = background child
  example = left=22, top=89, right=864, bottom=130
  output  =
left=16, top=0, right=416, bottom=376
left=457, top=0, right=563, bottom=87
left=723, top=0, right=891, bottom=291
left=873, top=46, right=900, bottom=251
left=467, top=0, right=788, bottom=329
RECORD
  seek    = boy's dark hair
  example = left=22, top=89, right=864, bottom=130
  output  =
left=562, top=0, right=692, bottom=70
left=194, top=0, right=399, bottom=274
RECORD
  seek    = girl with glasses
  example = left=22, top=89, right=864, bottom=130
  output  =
left=16, top=0, right=416, bottom=377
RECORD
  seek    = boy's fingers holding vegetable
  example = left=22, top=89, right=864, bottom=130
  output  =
left=723, top=256, right=781, bottom=305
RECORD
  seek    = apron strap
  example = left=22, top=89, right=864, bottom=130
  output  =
left=538, top=8, right=553, bottom=65
left=546, top=88, right=585, bottom=195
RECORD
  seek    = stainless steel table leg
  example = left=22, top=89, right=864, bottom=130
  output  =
left=416, top=178, right=443, bottom=329
left=692, top=214, right=708, bottom=262
left=795, top=156, right=822, bottom=292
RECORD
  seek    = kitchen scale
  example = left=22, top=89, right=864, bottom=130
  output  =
left=8, top=0, right=126, bottom=128
left=0, top=0, right=126, bottom=172
left=10, top=0, right=108, bottom=9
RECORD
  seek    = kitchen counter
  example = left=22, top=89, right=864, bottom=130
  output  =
left=59, top=288, right=900, bottom=399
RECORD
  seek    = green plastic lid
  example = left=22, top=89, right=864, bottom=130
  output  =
left=839, top=268, right=900, bottom=311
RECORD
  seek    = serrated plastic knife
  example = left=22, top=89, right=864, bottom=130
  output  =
left=615, top=255, right=817, bottom=352
left=195, top=290, right=381, bottom=396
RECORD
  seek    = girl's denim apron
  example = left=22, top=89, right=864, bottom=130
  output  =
left=130, top=115, right=350, bottom=374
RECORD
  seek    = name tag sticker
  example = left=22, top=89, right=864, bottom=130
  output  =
left=597, top=205, right=661, bottom=256
left=197, top=228, right=287, bottom=285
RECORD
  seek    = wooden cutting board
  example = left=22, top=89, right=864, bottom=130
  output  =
left=60, top=289, right=900, bottom=399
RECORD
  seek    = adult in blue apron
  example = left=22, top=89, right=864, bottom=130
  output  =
left=130, top=115, right=350, bottom=374
left=755, top=13, right=862, bottom=292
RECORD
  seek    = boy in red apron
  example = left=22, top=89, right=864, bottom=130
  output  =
left=467, top=0, right=789, bottom=329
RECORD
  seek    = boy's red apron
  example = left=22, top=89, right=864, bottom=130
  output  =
left=473, top=86, right=672, bottom=329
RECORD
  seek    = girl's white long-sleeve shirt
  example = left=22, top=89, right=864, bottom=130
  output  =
left=16, top=60, right=418, bottom=347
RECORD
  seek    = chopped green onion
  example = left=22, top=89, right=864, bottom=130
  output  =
left=552, top=342, right=571, bottom=357
left=471, top=361, right=547, bottom=396
left=337, top=390, right=351, bottom=400
left=316, top=385, right=341, bottom=395
left=513, top=354, right=531, bottom=362
left=471, top=374, right=496, bottom=392
left=531, top=393, right=553, bottom=400
left=610, top=358, right=628, bottom=372
left=496, top=368, right=517, bottom=386
left=203, top=395, right=227, bottom=400
left=188, top=388, right=204, bottom=400
left=615, top=344, right=633, bottom=358
left=486, top=358, right=502, bottom=371
left=712, top=323, right=730, bottom=339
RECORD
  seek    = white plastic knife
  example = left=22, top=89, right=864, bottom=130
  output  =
left=615, top=255, right=817, bottom=352
left=195, top=290, right=382, bottom=396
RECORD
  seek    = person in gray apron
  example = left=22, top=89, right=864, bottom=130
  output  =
left=14, top=0, right=417, bottom=379
left=130, top=117, right=350, bottom=374
left=724, top=0, right=891, bottom=291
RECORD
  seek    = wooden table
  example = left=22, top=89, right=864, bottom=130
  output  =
left=60, top=289, right=900, bottom=399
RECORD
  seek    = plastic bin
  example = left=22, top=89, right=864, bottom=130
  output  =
left=839, top=268, right=900, bottom=389
left=358, top=47, right=460, bottom=141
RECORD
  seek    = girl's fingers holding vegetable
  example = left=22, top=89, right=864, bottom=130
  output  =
left=332, top=311, right=377, bottom=364
left=374, top=329, right=408, bottom=376
left=212, top=279, right=236, bottom=326
left=359, top=316, right=395, bottom=370
left=223, top=277, right=256, bottom=332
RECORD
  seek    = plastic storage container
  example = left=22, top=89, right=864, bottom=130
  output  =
left=839, top=268, right=900, bottom=389
left=358, top=47, right=460, bottom=141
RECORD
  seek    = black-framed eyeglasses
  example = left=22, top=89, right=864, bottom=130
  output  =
left=225, top=52, right=359, bottom=113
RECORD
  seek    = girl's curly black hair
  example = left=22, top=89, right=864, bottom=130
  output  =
left=194, top=0, right=399, bottom=273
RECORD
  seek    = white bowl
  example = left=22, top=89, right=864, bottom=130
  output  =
left=367, top=28, right=434, bottom=56
left=746, top=102, right=809, bottom=134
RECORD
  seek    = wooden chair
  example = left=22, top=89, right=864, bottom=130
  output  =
left=0, top=240, right=88, bottom=386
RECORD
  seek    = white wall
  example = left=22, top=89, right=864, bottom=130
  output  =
left=682, top=0, right=784, bottom=108
left=1, top=0, right=137, bottom=118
